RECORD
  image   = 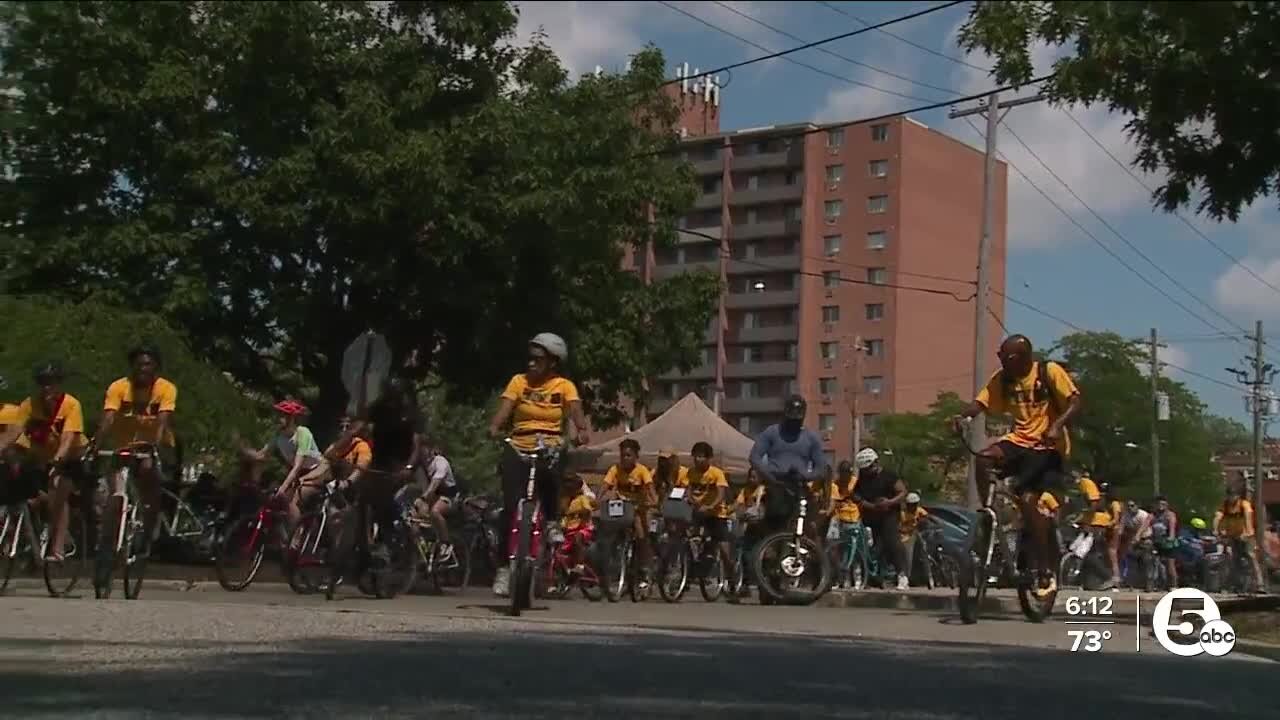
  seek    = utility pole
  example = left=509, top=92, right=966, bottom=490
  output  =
left=1228, top=320, right=1275, bottom=586
left=847, top=334, right=864, bottom=458
left=949, top=90, right=1046, bottom=508
left=1149, top=327, right=1161, bottom=497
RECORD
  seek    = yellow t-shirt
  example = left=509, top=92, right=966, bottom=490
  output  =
left=1038, top=492, right=1060, bottom=516
left=0, top=402, right=20, bottom=429
left=676, top=465, right=731, bottom=518
left=560, top=491, right=595, bottom=531
left=1216, top=499, right=1254, bottom=538
left=899, top=506, right=929, bottom=538
left=830, top=479, right=861, bottom=523
left=11, top=394, right=87, bottom=463
left=104, top=377, right=178, bottom=448
left=343, top=438, right=373, bottom=468
left=976, top=361, right=1078, bottom=456
left=1077, top=476, right=1111, bottom=527
left=500, top=374, right=580, bottom=451
left=603, top=463, right=654, bottom=505
left=735, top=484, right=764, bottom=510
left=1108, top=500, right=1124, bottom=529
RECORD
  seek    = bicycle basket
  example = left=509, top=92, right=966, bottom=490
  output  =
left=661, top=490, right=693, bottom=523
left=595, top=499, right=635, bottom=529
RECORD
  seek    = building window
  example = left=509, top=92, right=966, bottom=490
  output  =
left=819, top=414, right=837, bottom=432
left=742, top=345, right=764, bottom=363
left=824, top=234, right=842, bottom=256
left=703, top=177, right=721, bottom=193
left=786, top=343, right=798, bottom=361
left=824, top=200, right=843, bottom=221
left=863, top=376, right=884, bottom=395
left=866, top=230, right=887, bottom=250
left=867, top=267, right=887, bottom=285
left=819, top=377, right=838, bottom=395
left=784, top=379, right=798, bottom=396
left=863, top=413, right=881, bottom=433
left=822, top=305, right=840, bottom=323
left=737, top=416, right=752, bottom=434
left=868, top=159, right=888, bottom=178
left=784, top=204, right=803, bottom=222
left=870, top=124, right=889, bottom=142
left=867, top=195, right=888, bottom=214
left=704, top=346, right=715, bottom=364
left=820, top=341, right=839, bottom=360
left=865, top=339, right=884, bottom=357
left=823, top=270, right=841, bottom=289
left=668, top=381, right=680, bottom=399
left=827, top=128, right=844, bottom=147
left=741, top=311, right=758, bottom=329
left=746, top=277, right=767, bottom=293
left=740, top=380, right=759, bottom=398
left=865, top=303, right=885, bottom=320
left=747, top=174, right=760, bottom=190
left=785, top=171, right=799, bottom=186
left=746, top=208, right=759, bottom=225
left=825, top=165, right=844, bottom=183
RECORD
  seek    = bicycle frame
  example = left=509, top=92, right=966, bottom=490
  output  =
left=97, top=448, right=154, bottom=554
left=505, top=440, right=555, bottom=562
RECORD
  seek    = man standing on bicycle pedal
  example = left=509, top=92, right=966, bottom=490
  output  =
left=748, top=394, right=829, bottom=530
left=851, top=448, right=910, bottom=590
left=96, top=344, right=178, bottom=556
left=951, top=334, right=1081, bottom=598
left=675, top=442, right=735, bottom=590
left=0, top=362, right=89, bottom=563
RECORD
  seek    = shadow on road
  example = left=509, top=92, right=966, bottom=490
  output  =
left=0, top=625, right=1270, bottom=718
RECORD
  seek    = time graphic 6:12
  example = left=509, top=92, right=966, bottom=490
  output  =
left=1064, top=596, right=1113, bottom=616
left=1068, top=629, right=1112, bottom=652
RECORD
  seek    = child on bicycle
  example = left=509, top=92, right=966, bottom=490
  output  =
left=828, top=461, right=866, bottom=589
left=675, top=442, right=735, bottom=588
left=559, top=472, right=595, bottom=574
left=601, top=439, right=656, bottom=588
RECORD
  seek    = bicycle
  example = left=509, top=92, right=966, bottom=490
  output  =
left=322, top=466, right=417, bottom=601
left=400, top=503, right=468, bottom=596
left=954, top=421, right=1058, bottom=624
left=656, top=502, right=727, bottom=603
left=93, top=446, right=159, bottom=600
left=0, top=496, right=46, bottom=593
left=214, top=486, right=290, bottom=592
left=825, top=520, right=870, bottom=591
left=42, top=483, right=91, bottom=598
left=594, top=497, right=656, bottom=602
left=541, top=526, right=605, bottom=601
left=922, top=527, right=959, bottom=589
left=750, top=478, right=832, bottom=605
left=283, top=481, right=344, bottom=595
left=503, top=436, right=558, bottom=616
left=459, top=494, right=499, bottom=587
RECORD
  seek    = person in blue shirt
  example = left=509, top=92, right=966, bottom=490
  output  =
left=748, top=394, right=829, bottom=526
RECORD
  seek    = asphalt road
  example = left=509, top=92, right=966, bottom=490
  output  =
left=0, top=582, right=1274, bottom=719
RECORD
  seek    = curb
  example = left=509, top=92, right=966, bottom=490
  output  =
left=818, top=588, right=1274, bottom=618
left=1, top=577, right=289, bottom=594
left=1234, top=640, right=1280, bottom=663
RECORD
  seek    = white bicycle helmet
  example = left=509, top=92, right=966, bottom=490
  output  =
left=906, top=492, right=921, bottom=504
left=529, top=332, right=568, bottom=363
left=854, top=447, right=878, bottom=470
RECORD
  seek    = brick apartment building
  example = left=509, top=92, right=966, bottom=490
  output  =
left=633, top=68, right=1008, bottom=466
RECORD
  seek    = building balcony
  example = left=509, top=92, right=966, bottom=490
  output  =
left=654, top=260, right=718, bottom=281
left=678, top=225, right=721, bottom=243
left=729, top=184, right=802, bottom=206
left=734, top=218, right=801, bottom=241
left=727, top=254, right=800, bottom=274
left=722, top=396, right=788, bottom=414
left=732, top=325, right=800, bottom=343
left=693, top=191, right=722, bottom=211
left=732, top=144, right=804, bottom=172
left=724, top=360, right=797, bottom=379
left=725, top=289, right=799, bottom=309
left=656, top=362, right=716, bottom=381
left=691, top=156, right=722, bottom=176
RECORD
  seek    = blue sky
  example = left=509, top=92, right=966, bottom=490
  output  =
left=515, top=1, right=1280, bottom=424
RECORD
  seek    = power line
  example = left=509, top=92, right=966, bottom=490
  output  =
left=999, top=122, right=1251, bottom=338
left=959, top=117, right=1242, bottom=343
left=707, top=1, right=961, bottom=97
left=1057, top=108, right=1280, bottom=301
left=1163, top=362, right=1250, bottom=393
left=653, top=1, right=966, bottom=90
left=816, top=1, right=990, bottom=72
left=657, top=2, right=937, bottom=103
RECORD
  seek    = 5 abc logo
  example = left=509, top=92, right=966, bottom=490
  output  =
left=1151, top=588, right=1237, bottom=657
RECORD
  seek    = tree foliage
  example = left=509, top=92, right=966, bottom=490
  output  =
left=871, top=392, right=970, bottom=500
left=959, top=1, right=1280, bottom=220
left=0, top=1, right=718, bottom=433
left=1045, top=332, right=1220, bottom=511
left=0, top=295, right=266, bottom=471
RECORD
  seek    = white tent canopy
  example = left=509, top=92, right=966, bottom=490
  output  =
left=573, top=393, right=757, bottom=475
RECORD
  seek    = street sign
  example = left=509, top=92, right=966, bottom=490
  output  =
left=1156, top=391, right=1170, bottom=421
left=341, top=331, right=391, bottom=415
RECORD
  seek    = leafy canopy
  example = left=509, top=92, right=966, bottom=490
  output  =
left=0, top=1, right=718, bottom=431
left=959, top=1, right=1280, bottom=220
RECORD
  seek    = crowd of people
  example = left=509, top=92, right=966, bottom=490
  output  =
left=0, top=330, right=1273, bottom=602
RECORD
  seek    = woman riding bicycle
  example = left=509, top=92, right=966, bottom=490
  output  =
left=486, top=332, right=590, bottom=597
left=238, top=400, right=328, bottom=537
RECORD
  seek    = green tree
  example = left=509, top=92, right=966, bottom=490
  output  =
left=418, top=378, right=501, bottom=495
left=0, top=295, right=266, bottom=472
left=1046, top=332, right=1220, bottom=511
left=0, top=2, right=718, bottom=433
left=1203, top=414, right=1251, bottom=453
left=872, top=392, right=970, bottom=500
left=958, top=2, right=1280, bottom=221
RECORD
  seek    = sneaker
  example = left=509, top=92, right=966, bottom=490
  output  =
left=1035, top=573, right=1057, bottom=599
left=544, top=520, right=565, bottom=545
left=1095, top=577, right=1116, bottom=591
left=492, top=566, right=510, bottom=597
left=896, top=574, right=909, bottom=591
left=436, top=543, right=455, bottom=564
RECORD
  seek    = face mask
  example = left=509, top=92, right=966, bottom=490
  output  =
left=781, top=418, right=802, bottom=433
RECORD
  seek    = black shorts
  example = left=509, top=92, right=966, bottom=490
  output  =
left=697, top=514, right=729, bottom=543
left=994, top=440, right=1064, bottom=494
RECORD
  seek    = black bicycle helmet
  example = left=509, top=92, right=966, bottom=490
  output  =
left=782, top=394, right=807, bottom=420
left=127, top=343, right=163, bottom=367
left=33, top=361, right=65, bottom=384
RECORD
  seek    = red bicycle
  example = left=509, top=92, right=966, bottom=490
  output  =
left=542, top=530, right=605, bottom=601
left=214, top=490, right=288, bottom=592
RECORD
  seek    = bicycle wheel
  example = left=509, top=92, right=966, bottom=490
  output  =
left=957, top=515, right=992, bottom=624
left=509, top=503, right=535, bottom=616
left=751, top=531, right=832, bottom=605
left=657, top=544, right=690, bottom=603
left=0, top=510, right=23, bottom=594
left=698, top=550, right=725, bottom=603
left=604, top=538, right=630, bottom=603
left=437, top=539, right=470, bottom=590
left=215, top=514, right=267, bottom=592
left=372, top=525, right=417, bottom=600
left=1058, top=554, right=1082, bottom=589
left=285, top=512, right=329, bottom=595
left=43, top=509, right=89, bottom=597
left=122, top=509, right=151, bottom=600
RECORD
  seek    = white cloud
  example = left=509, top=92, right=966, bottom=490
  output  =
left=1214, top=256, right=1280, bottom=320
left=513, top=1, right=645, bottom=78
left=812, top=37, right=928, bottom=122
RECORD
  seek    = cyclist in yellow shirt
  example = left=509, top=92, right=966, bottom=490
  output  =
left=1073, top=472, right=1119, bottom=589
left=828, top=461, right=866, bottom=589
left=95, top=344, right=177, bottom=574
left=674, top=442, right=734, bottom=586
left=1214, top=484, right=1265, bottom=591
left=899, top=493, right=930, bottom=584
left=558, top=473, right=596, bottom=574
left=0, top=363, right=89, bottom=562
left=602, top=438, right=657, bottom=588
